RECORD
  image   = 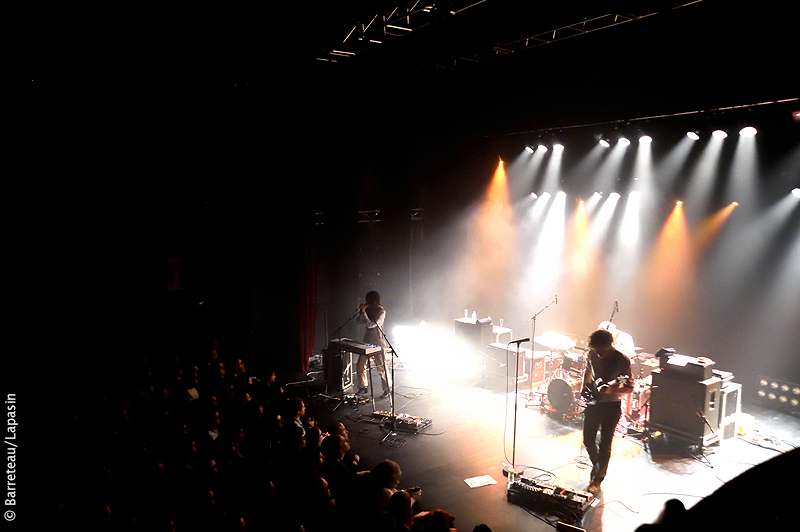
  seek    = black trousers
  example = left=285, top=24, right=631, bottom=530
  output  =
left=582, top=401, right=622, bottom=483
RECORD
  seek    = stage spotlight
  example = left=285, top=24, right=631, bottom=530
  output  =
left=739, top=126, right=757, bottom=137
left=525, top=146, right=534, bottom=154
left=639, top=135, right=652, bottom=144
left=599, top=139, right=611, bottom=148
left=792, top=188, right=800, bottom=198
left=538, top=144, right=548, bottom=152
left=732, top=201, right=739, bottom=207
left=687, top=131, right=700, bottom=140
left=610, top=192, right=620, bottom=200
left=530, top=192, right=538, bottom=199
left=618, top=137, right=631, bottom=147
left=676, top=200, right=683, bottom=206
left=712, top=130, right=728, bottom=139
left=553, top=143, right=564, bottom=152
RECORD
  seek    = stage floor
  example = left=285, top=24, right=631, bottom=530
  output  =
left=300, top=358, right=799, bottom=532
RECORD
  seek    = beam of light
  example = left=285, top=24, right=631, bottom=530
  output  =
left=561, top=197, right=604, bottom=327
left=640, top=201, right=696, bottom=332
left=524, top=144, right=549, bottom=197
left=539, top=140, right=564, bottom=193
left=461, top=161, right=517, bottom=311
left=707, top=192, right=800, bottom=306
left=519, top=191, right=565, bottom=305
left=585, top=191, right=603, bottom=214
left=609, top=192, right=645, bottom=297
left=632, top=131, right=655, bottom=197
left=755, top=219, right=800, bottom=365
left=391, top=323, right=483, bottom=381
left=655, top=136, right=696, bottom=191
left=572, top=143, right=609, bottom=184
left=524, top=191, right=552, bottom=224
left=726, top=129, right=760, bottom=211
left=693, top=202, right=738, bottom=253
left=591, top=191, right=620, bottom=241
left=508, top=149, right=544, bottom=199
left=684, top=132, right=725, bottom=217
left=593, top=138, right=628, bottom=192
left=619, top=192, right=642, bottom=249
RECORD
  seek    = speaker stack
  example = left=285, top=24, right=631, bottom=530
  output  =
left=647, top=351, right=723, bottom=448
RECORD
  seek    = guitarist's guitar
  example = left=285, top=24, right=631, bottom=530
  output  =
left=581, top=375, right=630, bottom=406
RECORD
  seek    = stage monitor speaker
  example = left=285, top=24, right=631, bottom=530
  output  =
left=648, top=369, right=721, bottom=447
left=454, top=318, right=495, bottom=353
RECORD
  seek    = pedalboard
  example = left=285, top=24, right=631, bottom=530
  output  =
left=507, top=475, right=595, bottom=524
left=372, top=411, right=433, bottom=433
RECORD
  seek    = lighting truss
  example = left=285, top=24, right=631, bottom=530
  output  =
left=316, top=1, right=704, bottom=68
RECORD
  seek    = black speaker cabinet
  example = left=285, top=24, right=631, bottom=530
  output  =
left=322, top=346, right=354, bottom=394
left=648, top=369, right=721, bottom=447
left=484, top=342, right=529, bottom=383
left=454, top=318, right=495, bottom=354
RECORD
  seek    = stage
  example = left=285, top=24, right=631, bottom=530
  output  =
left=301, top=351, right=798, bottom=532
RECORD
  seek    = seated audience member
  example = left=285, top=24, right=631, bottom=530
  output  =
left=282, top=397, right=306, bottom=440
left=298, top=476, right=339, bottom=532
left=329, top=421, right=365, bottom=474
left=366, top=460, right=421, bottom=515
left=411, top=509, right=456, bottom=532
left=387, top=490, right=414, bottom=531
left=318, top=435, right=359, bottom=514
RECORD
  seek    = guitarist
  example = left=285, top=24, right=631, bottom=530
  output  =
left=582, top=329, right=634, bottom=495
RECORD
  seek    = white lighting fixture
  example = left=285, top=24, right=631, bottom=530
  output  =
left=792, top=188, right=800, bottom=198
left=618, top=137, right=631, bottom=147
left=530, top=192, right=538, bottom=199
left=739, top=126, right=757, bottom=137
left=610, top=192, right=621, bottom=200
left=538, top=145, right=548, bottom=152
left=639, top=135, right=652, bottom=144
left=687, top=131, right=700, bottom=140
left=712, top=130, right=728, bottom=139
left=525, top=146, right=534, bottom=153
left=553, top=143, right=564, bottom=152
left=599, top=139, right=611, bottom=148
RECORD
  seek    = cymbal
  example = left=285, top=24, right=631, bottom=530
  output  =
left=534, top=332, right=576, bottom=351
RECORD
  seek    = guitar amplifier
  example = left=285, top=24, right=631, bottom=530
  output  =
left=648, top=369, right=721, bottom=447
left=484, top=342, right=530, bottom=383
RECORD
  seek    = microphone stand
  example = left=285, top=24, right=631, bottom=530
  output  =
left=370, top=316, right=400, bottom=446
left=525, top=296, right=558, bottom=402
left=607, top=300, right=618, bottom=325
left=507, top=338, right=529, bottom=478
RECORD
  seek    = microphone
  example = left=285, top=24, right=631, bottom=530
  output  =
left=555, top=294, right=558, bottom=304
left=508, top=338, right=530, bottom=345
left=615, top=300, right=619, bottom=312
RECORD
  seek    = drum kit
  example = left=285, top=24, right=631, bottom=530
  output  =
left=529, top=331, right=652, bottom=426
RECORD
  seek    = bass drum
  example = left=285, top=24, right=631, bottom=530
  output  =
left=547, top=377, right=582, bottom=412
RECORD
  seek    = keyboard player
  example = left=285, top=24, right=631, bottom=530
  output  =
left=355, top=291, right=392, bottom=398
